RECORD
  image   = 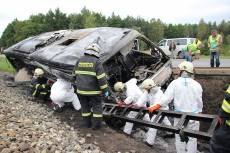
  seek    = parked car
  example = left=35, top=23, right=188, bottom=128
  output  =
left=3, top=27, right=172, bottom=99
left=158, top=38, right=195, bottom=58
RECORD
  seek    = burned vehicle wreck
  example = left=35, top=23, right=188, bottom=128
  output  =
left=3, top=28, right=220, bottom=141
left=3, top=27, right=172, bottom=94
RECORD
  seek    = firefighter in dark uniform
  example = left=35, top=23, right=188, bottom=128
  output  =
left=210, top=85, right=230, bottom=153
left=74, top=43, right=109, bottom=130
left=30, top=68, right=50, bottom=101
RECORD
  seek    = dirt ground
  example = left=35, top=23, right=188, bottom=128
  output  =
left=196, top=76, right=230, bottom=115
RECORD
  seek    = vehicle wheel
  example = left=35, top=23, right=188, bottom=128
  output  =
left=178, top=52, right=183, bottom=59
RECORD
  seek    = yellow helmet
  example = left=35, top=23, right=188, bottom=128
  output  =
left=114, top=82, right=125, bottom=92
left=142, top=79, right=156, bottom=90
left=178, top=61, right=194, bottom=74
left=34, top=68, right=44, bottom=77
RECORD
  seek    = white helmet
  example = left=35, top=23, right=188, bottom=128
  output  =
left=142, top=79, right=156, bottom=90
left=34, top=68, right=44, bottom=77
left=85, top=43, right=101, bottom=57
left=114, top=82, right=125, bottom=92
left=178, top=61, right=194, bottom=74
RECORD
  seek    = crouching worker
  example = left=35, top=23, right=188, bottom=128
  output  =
left=50, top=78, right=81, bottom=112
left=74, top=43, right=109, bottom=130
left=136, top=79, right=171, bottom=146
left=114, top=78, right=144, bottom=135
left=181, top=39, right=202, bottom=62
left=30, top=68, right=50, bottom=101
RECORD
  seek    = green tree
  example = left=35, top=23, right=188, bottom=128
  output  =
left=0, top=19, right=18, bottom=47
left=107, top=12, right=123, bottom=27
left=197, top=19, right=208, bottom=40
left=147, top=19, right=164, bottom=42
left=44, top=8, right=69, bottom=31
left=68, top=13, right=84, bottom=29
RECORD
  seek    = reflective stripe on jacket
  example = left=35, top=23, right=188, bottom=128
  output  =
left=75, top=54, right=108, bottom=96
left=220, top=85, right=230, bottom=126
left=31, top=77, right=49, bottom=97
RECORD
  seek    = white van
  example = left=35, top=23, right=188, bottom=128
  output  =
left=158, top=38, right=195, bottom=58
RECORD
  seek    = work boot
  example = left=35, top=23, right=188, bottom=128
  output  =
left=50, top=102, right=63, bottom=113
left=144, top=141, right=153, bottom=148
left=80, top=116, right=92, bottom=128
left=92, top=118, right=102, bottom=130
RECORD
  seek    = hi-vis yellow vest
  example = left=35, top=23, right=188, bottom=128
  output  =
left=208, top=34, right=221, bottom=51
left=221, top=85, right=230, bottom=126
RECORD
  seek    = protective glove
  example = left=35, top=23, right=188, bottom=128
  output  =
left=103, top=91, right=109, bottom=97
left=146, top=101, right=150, bottom=107
left=148, top=104, right=161, bottom=113
left=47, top=80, right=54, bottom=86
left=217, top=116, right=225, bottom=126
left=117, top=101, right=125, bottom=107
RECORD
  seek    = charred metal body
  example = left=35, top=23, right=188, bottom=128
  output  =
left=3, top=27, right=171, bottom=87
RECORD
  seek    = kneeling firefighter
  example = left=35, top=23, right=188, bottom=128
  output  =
left=30, top=68, right=50, bottom=100
left=74, top=43, right=109, bottom=130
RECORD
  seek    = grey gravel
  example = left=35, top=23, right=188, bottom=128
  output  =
left=0, top=75, right=102, bottom=153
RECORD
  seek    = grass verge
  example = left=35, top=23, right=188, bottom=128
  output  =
left=0, top=55, right=16, bottom=73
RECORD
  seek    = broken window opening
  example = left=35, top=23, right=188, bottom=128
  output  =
left=60, top=39, right=77, bottom=46
left=104, top=48, right=164, bottom=87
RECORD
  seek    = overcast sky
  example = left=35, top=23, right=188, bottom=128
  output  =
left=0, top=0, right=230, bottom=37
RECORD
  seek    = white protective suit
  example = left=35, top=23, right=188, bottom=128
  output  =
left=50, top=79, right=81, bottom=110
left=137, top=87, right=171, bottom=145
left=123, top=78, right=144, bottom=135
left=161, top=77, right=203, bottom=153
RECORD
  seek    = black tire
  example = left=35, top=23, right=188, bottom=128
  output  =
left=178, top=51, right=183, bottom=59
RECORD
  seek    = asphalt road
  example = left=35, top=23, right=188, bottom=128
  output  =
left=172, top=59, right=230, bottom=68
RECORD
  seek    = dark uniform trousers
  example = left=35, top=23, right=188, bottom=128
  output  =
left=210, top=126, right=230, bottom=153
left=78, top=95, right=103, bottom=128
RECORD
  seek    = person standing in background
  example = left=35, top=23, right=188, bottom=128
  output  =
left=208, top=29, right=222, bottom=67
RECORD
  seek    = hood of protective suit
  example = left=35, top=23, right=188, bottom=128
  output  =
left=149, top=86, right=160, bottom=94
left=136, top=86, right=168, bottom=109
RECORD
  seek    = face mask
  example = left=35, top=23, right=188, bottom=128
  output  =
left=33, top=76, right=38, bottom=79
left=181, top=71, right=190, bottom=78
left=150, top=87, right=158, bottom=93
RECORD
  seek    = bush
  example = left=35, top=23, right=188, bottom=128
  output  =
left=200, top=40, right=209, bottom=55
left=225, top=35, right=230, bottom=45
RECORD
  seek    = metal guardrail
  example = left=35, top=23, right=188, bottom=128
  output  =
left=102, top=103, right=218, bottom=140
